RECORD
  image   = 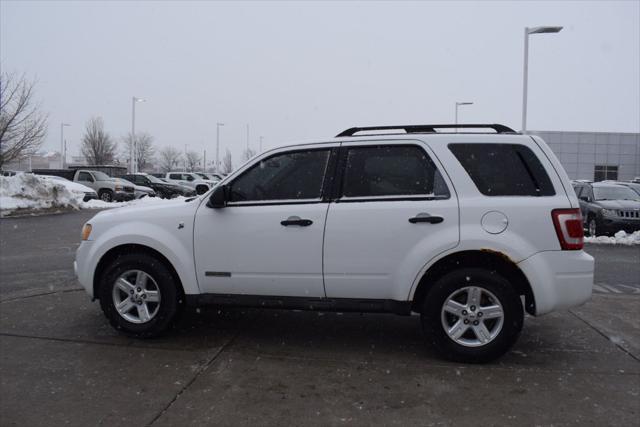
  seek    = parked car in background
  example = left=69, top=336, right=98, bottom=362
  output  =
left=112, top=178, right=155, bottom=199
left=164, top=172, right=215, bottom=195
left=1, top=170, right=18, bottom=177
left=39, top=175, right=98, bottom=201
left=602, top=180, right=640, bottom=197
left=122, top=173, right=196, bottom=198
left=194, top=172, right=221, bottom=185
left=70, top=170, right=135, bottom=202
left=571, top=181, right=640, bottom=236
left=77, top=123, right=594, bottom=363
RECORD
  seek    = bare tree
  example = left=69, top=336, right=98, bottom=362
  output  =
left=122, top=132, right=155, bottom=171
left=158, top=146, right=182, bottom=173
left=185, top=151, right=202, bottom=172
left=221, top=148, right=233, bottom=174
left=241, top=147, right=257, bottom=162
left=80, top=117, right=116, bottom=165
left=0, top=73, right=48, bottom=168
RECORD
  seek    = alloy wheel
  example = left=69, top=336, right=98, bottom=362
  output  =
left=112, top=270, right=161, bottom=324
left=440, top=286, right=504, bottom=347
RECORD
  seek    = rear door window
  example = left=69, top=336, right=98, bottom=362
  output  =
left=340, top=145, right=450, bottom=199
left=449, top=143, right=555, bottom=196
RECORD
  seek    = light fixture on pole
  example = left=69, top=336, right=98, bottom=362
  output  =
left=455, top=102, right=473, bottom=126
left=60, top=123, right=71, bottom=168
left=216, top=122, right=224, bottom=173
left=521, top=26, right=562, bottom=133
left=131, top=96, right=146, bottom=173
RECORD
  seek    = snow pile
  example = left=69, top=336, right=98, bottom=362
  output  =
left=0, top=173, right=85, bottom=214
left=1, top=174, right=190, bottom=216
left=584, top=230, right=640, bottom=246
left=82, top=195, right=187, bottom=210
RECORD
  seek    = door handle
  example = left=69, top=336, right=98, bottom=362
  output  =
left=408, top=213, right=444, bottom=224
left=281, top=216, right=313, bottom=227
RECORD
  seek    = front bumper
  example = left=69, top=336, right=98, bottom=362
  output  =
left=75, top=241, right=94, bottom=298
left=518, top=250, right=594, bottom=316
left=598, top=217, right=640, bottom=234
left=114, top=191, right=135, bottom=202
left=83, top=193, right=98, bottom=202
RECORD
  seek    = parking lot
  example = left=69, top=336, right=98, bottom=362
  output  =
left=1, top=210, right=639, bottom=426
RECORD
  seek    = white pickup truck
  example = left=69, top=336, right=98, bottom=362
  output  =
left=73, top=170, right=135, bottom=202
left=75, top=124, right=594, bottom=363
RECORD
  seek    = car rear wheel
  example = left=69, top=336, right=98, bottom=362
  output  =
left=421, top=268, right=523, bottom=363
left=99, top=190, right=113, bottom=202
left=98, top=253, right=182, bottom=337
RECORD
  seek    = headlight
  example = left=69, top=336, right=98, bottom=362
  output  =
left=115, top=185, right=122, bottom=191
left=81, top=223, right=92, bottom=240
left=601, top=209, right=618, bottom=217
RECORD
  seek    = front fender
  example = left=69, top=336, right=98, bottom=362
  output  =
left=86, top=220, right=200, bottom=296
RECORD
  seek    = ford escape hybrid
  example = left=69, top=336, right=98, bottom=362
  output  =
left=75, top=124, right=594, bottom=363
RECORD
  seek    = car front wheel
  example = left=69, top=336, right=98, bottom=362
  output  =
left=99, top=190, right=113, bottom=202
left=587, top=218, right=599, bottom=237
left=421, top=268, right=523, bottom=363
left=98, top=253, right=182, bottom=337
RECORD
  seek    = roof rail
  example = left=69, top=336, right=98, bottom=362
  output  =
left=336, top=124, right=517, bottom=137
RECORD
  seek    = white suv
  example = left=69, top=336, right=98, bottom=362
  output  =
left=75, top=124, right=594, bottom=363
left=165, top=172, right=215, bottom=195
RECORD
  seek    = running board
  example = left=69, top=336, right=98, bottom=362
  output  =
left=184, top=294, right=412, bottom=315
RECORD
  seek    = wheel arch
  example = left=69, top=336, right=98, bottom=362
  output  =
left=411, top=250, right=535, bottom=315
left=93, top=243, right=185, bottom=300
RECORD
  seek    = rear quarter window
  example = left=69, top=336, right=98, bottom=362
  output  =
left=448, top=143, right=555, bottom=196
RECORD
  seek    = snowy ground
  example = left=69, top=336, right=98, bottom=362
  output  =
left=584, top=230, right=640, bottom=246
left=0, top=174, right=185, bottom=217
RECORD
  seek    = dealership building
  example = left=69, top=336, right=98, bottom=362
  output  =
left=531, top=130, right=640, bottom=182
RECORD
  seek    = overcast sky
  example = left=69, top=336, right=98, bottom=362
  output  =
left=1, top=0, right=639, bottom=165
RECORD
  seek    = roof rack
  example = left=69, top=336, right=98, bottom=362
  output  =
left=336, top=124, right=517, bottom=137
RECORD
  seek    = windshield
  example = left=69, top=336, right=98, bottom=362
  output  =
left=195, top=173, right=209, bottom=179
left=91, top=171, right=111, bottom=181
left=593, top=186, right=640, bottom=201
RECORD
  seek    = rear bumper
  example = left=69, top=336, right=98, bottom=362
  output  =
left=518, top=250, right=594, bottom=316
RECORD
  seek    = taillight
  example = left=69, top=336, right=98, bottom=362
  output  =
left=551, top=208, right=584, bottom=250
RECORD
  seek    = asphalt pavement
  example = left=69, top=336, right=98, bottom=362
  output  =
left=0, top=210, right=639, bottom=426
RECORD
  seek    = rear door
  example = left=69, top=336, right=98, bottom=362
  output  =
left=323, top=141, right=459, bottom=300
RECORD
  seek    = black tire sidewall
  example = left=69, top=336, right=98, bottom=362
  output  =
left=421, top=268, right=523, bottom=363
left=99, top=190, right=113, bottom=202
left=98, top=253, right=180, bottom=337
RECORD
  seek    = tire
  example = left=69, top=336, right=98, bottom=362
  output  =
left=196, top=185, right=208, bottom=195
left=99, top=190, right=113, bottom=202
left=421, top=268, right=523, bottom=363
left=587, top=217, right=599, bottom=237
left=98, top=253, right=182, bottom=338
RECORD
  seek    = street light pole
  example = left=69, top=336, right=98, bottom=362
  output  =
left=216, top=123, right=224, bottom=173
left=259, top=136, right=264, bottom=153
left=60, top=123, right=70, bottom=169
left=131, top=96, right=145, bottom=173
left=521, top=26, right=562, bottom=133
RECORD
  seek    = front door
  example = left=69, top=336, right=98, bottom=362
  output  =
left=194, top=145, right=336, bottom=297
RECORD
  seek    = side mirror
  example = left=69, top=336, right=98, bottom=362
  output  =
left=207, top=185, right=227, bottom=208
